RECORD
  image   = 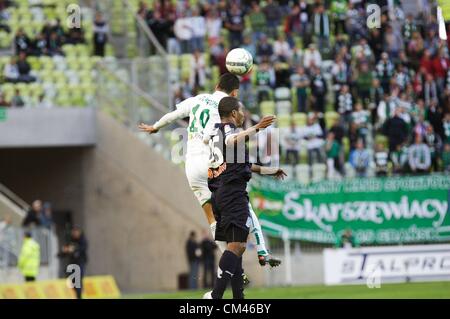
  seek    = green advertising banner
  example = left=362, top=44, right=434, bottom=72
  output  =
left=249, top=175, right=450, bottom=244
left=0, top=107, right=6, bottom=122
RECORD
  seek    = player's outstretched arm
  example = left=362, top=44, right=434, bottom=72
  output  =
left=138, top=97, right=193, bottom=134
left=226, top=115, right=276, bottom=146
left=251, top=164, right=287, bottom=180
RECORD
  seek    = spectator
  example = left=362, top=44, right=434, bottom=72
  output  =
left=14, top=28, right=30, bottom=55
left=284, top=4, right=301, bottom=47
left=383, top=107, right=408, bottom=152
left=310, top=66, right=327, bottom=113
left=11, top=89, right=25, bottom=107
left=0, top=92, right=10, bottom=107
left=304, top=114, right=324, bottom=166
left=335, top=229, right=358, bottom=248
left=273, top=34, right=291, bottom=62
left=256, top=34, right=273, bottom=63
left=3, top=56, right=19, bottom=83
left=148, top=10, right=170, bottom=51
left=262, top=0, right=281, bottom=39
left=47, top=31, right=63, bottom=56
left=66, top=25, right=86, bottom=45
left=59, top=226, right=88, bottom=299
left=189, top=50, right=206, bottom=93
left=374, top=143, right=389, bottom=177
left=34, top=93, right=52, bottom=108
left=185, top=230, right=200, bottom=290
left=349, top=139, right=370, bottom=177
left=326, top=131, right=342, bottom=179
left=312, top=4, right=330, bottom=54
left=424, top=124, right=442, bottom=172
left=174, top=11, right=193, bottom=54
left=303, top=43, right=322, bottom=70
left=33, top=32, right=48, bottom=56
left=331, top=0, right=347, bottom=36
left=351, top=102, right=370, bottom=145
left=290, top=66, right=310, bottom=113
left=336, top=85, right=353, bottom=128
left=225, top=3, right=245, bottom=49
left=18, top=232, right=40, bottom=282
left=391, top=143, right=409, bottom=175
left=355, top=62, right=374, bottom=107
left=190, top=6, right=206, bottom=52
left=376, top=52, right=395, bottom=93
left=93, top=12, right=109, bottom=56
left=17, top=52, right=36, bottom=83
left=248, top=1, right=266, bottom=43
left=205, top=9, right=222, bottom=48
left=384, top=25, right=403, bottom=59
left=22, top=200, right=42, bottom=228
left=255, top=61, right=275, bottom=102
left=408, top=134, right=431, bottom=175
left=443, top=143, right=450, bottom=173
left=241, top=34, right=256, bottom=60
left=402, top=14, right=418, bottom=45
left=444, top=113, right=450, bottom=145
left=284, top=121, right=301, bottom=166
left=200, top=229, right=216, bottom=289
left=423, top=73, right=438, bottom=107
left=39, top=202, right=53, bottom=230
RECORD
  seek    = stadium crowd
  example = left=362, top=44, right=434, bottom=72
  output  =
left=138, top=0, right=450, bottom=177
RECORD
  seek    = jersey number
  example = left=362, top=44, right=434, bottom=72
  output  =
left=189, top=105, right=210, bottom=132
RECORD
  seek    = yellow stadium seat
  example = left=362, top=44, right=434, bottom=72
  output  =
left=260, top=101, right=275, bottom=116
left=292, top=112, right=307, bottom=127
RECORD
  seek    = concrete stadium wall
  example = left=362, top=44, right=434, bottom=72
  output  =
left=0, top=108, right=96, bottom=148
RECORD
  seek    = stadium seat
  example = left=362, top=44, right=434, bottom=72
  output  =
left=325, top=111, right=340, bottom=129
left=292, top=112, right=307, bottom=127
left=274, top=87, right=291, bottom=101
left=276, top=101, right=292, bottom=115
left=311, top=163, right=327, bottom=183
left=260, top=101, right=275, bottom=116
left=277, top=114, right=291, bottom=128
left=295, top=164, right=310, bottom=184
left=344, top=162, right=356, bottom=178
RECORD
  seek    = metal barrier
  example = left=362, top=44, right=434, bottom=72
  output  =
left=0, top=226, right=59, bottom=281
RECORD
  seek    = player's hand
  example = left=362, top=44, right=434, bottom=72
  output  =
left=256, top=115, right=276, bottom=130
left=138, top=123, right=159, bottom=134
left=273, top=168, right=287, bottom=180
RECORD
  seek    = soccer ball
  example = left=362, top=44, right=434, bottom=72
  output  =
left=225, top=48, right=254, bottom=76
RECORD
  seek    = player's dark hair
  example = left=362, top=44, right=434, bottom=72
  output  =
left=219, top=96, right=240, bottom=118
left=217, top=73, right=240, bottom=94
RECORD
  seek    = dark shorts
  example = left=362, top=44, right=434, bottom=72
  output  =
left=211, top=180, right=250, bottom=243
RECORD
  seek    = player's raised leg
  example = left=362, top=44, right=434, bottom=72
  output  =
left=248, top=203, right=282, bottom=267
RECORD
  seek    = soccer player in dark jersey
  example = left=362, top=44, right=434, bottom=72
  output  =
left=203, top=97, right=286, bottom=299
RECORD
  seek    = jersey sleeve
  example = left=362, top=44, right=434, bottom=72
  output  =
left=153, top=98, right=193, bottom=130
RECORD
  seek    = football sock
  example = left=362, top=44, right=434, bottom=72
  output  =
left=211, top=250, right=239, bottom=299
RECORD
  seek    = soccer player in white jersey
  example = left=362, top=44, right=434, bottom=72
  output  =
left=139, top=73, right=281, bottom=267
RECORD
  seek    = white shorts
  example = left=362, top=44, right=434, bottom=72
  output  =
left=185, top=152, right=211, bottom=207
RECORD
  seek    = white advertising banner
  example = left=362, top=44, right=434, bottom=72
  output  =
left=323, top=244, right=450, bottom=285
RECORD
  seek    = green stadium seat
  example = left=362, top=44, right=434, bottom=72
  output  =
left=260, top=101, right=276, bottom=116
left=325, top=111, right=340, bottom=129
left=277, top=114, right=291, bottom=128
